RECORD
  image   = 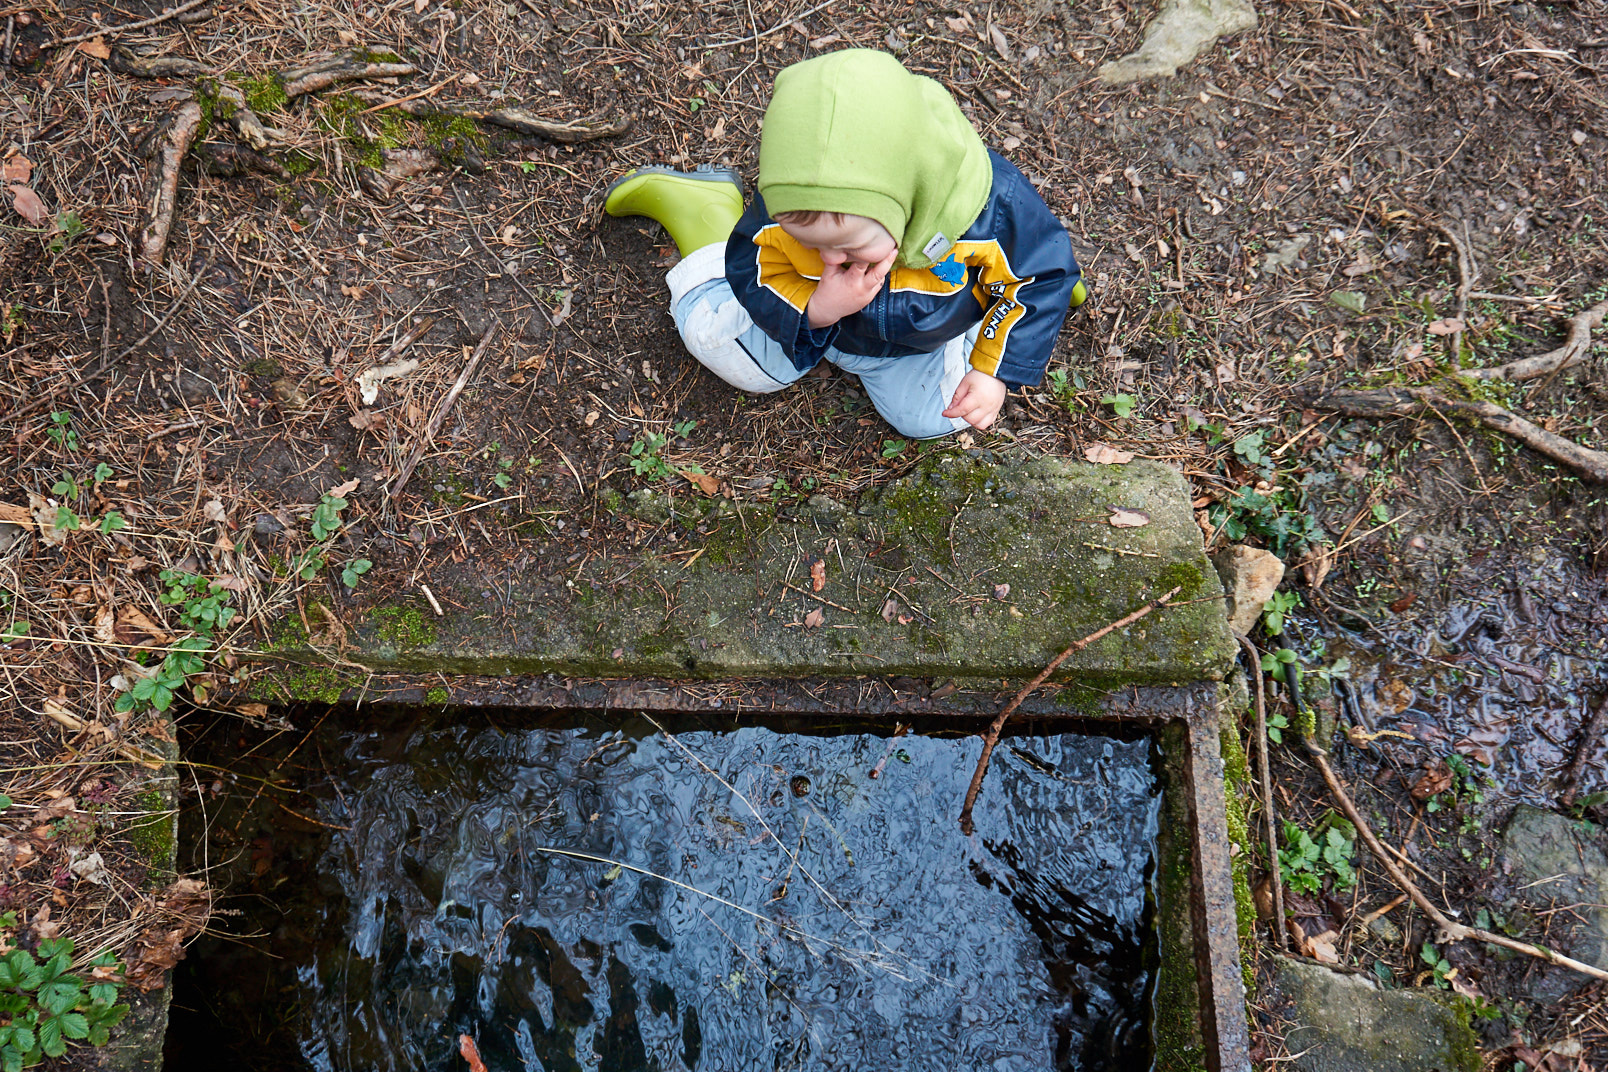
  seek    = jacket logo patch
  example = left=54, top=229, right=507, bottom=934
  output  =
left=930, top=253, right=966, bottom=285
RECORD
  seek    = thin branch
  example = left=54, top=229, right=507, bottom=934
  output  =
left=1306, top=743, right=1608, bottom=982
left=45, top=0, right=211, bottom=47
left=387, top=321, right=499, bottom=503
left=1312, top=387, right=1608, bottom=483
left=1240, top=635, right=1288, bottom=952
left=958, top=585, right=1182, bottom=834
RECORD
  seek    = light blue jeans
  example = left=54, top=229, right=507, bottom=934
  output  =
left=666, top=243, right=971, bottom=439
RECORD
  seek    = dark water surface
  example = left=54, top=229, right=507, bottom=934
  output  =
left=171, top=713, right=1160, bottom=1072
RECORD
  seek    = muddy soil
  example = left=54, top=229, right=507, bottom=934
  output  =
left=2, top=0, right=1606, bottom=1064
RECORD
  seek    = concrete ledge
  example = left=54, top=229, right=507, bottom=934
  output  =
left=252, top=455, right=1235, bottom=693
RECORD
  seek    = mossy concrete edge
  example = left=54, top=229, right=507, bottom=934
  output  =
left=249, top=456, right=1236, bottom=698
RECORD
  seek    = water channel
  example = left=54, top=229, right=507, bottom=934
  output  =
left=169, top=710, right=1164, bottom=1072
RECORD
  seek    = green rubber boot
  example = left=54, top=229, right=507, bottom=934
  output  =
left=1070, top=279, right=1089, bottom=308
left=603, top=165, right=745, bottom=257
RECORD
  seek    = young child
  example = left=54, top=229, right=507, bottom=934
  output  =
left=604, top=48, right=1086, bottom=438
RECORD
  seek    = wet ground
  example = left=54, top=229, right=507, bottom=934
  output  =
left=167, top=712, right=1160, bottom=1072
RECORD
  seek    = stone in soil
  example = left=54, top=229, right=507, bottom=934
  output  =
left=1499, top=804, right=1608, bottom=1004
left=1270, top=956, right=1480, bottom=1072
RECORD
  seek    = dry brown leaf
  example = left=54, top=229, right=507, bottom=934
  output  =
left=235, top=703, right=270, bottom=719
left=27, top=494, right=68, bottom=548
left=808, top=556, right=826, bottom=592
left=202, top=499, right=228, bottom=524
left=1410, top=760, right=1453, bottom=801
left=1, top=154, right=31, bottom=184
left=328, top=478, right=360, bottom=498
left=76, top=37, right=110, bottom=58
left=94, top=605, right=116, bottom=644
left=1085, top=443, right=1135, bottom=465
left=1304, top=929, right=1341, bottom=964
left=1108, top=507, right=1151, bottom=528
left=214, top=575, right=251, bottom=592
left=117, top=605, right=173, bottom=646
left=803, top=607, right=824, bottom=628
left=348, top=409, right=386, bottom=432
left=1426, top=318, right=1465, bottom=336
left=881, top=598, right=899, bottom=622
left=680, top=470, right=720, bottom=496
left=7, top=184, right=47, bottom=225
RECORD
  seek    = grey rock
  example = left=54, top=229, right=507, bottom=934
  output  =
left=253, top=513, right=285, bottom=537
left=0, top=521, right=25, bottom=554
left=1500, top=805, right=1608, bottom=1003
left=1098, top=0, right=1257, bottom=84
left=1271, top=956, right=1480, bottom=1072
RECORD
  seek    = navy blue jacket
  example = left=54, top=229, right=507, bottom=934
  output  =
left=724, top=151, right=1081, bottom=388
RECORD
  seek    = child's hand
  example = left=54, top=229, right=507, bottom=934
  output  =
left=806, top=250, right=896, bottom=328
left=943, top=370, right=1008, bottom=430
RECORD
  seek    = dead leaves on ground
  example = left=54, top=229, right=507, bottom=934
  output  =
left=124, top=878, right=212, bottom=990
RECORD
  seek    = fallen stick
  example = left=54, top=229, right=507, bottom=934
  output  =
left=45, top=0, right=211, bottom=47
left=1461, top=297, right=1608, bottom=383
left=957, top=585, right=1181, bottom=835
left=1561, top=690, right=1608, bottom=808
left=386, top=321, right=498, bottom=503
left=137, top=100, right=204, bottom=268
left=1239, top=635, right=1288, bottom=952
left=1312, top=387, right=1608, bottom=484
left=1305, top=741, right=1608, bottom=982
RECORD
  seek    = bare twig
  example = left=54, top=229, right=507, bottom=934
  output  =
left=1562, top=690, right=1608, bottom=808
left=702, top=0, right=839, bottom=48
left=387, top=321, right=499, bottom=503
left=1312, top=387, right=1608, bottom=483
left=958, top=586, right=1182, bottom=834
left=1462, top=297, right=1608, bottom=383
left=45, top=0, right=212, bottom=47
left=114, top=258, right=213, bottom=362
left=1306, top=743, right=1608, bottom=982
left=1239, top=635, right=1287, bottom=952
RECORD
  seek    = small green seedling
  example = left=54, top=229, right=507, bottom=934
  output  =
left=158, top=571, right=236, bottom=636
left=881, top=439, right=908, bottom=459
left=309, top=494, right=348, bottom=541
left=1279, top=814, right=1357, bottom=895
left=1261, top=590, right=1301, bottom=636
left=0, top=935, right=129, bottom=1068
left=1419, top=941, right=1454, bottom=988
left=340, top=559, right=372, bottom=589
left=1101, top=392, right=1138, bottom=418
left=45, top=412, right=78, bottom=451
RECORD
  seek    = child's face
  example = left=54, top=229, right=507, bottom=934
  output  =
left=777, top=214, right=897, bottom=268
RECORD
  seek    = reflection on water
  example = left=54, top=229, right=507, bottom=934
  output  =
left=180, top=715, right=1160, bottom=1072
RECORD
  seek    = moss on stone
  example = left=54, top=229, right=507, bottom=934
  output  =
left=425, top=686, right=450, bottom=704
left=368, top=605, right=438, bottom=649
left=126, top=789, right=175, bottom=878
left=1219, top=719, right=1258, bottom=988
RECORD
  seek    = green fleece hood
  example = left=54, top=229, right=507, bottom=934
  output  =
left=757, top=49, right=992, bottom=270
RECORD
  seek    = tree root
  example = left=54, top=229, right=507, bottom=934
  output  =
left=358, top=148, right=441, bottom=200
left=1305, top=738, right=1608, bottom=983
left=1312, top=386, right=1608, bottom=483
left=391, top=99, right=631, bottom=143
left=279, top=53, right=417, bottom=100
left=137, top=101, right=203, bottom=268
left=1462, top=297, right=1608, bottom=383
